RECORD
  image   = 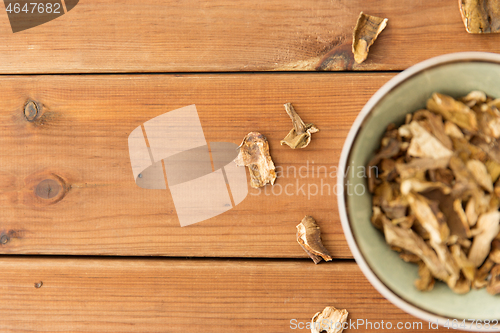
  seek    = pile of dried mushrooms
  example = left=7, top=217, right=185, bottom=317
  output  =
left=369, top=91, right=500, bottom=295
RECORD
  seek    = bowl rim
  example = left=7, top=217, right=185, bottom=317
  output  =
left=337, top=52, right=500, bottom=332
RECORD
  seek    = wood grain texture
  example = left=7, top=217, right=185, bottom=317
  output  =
left=0, top=0, right=499, bottom=73
left=0, top=73, right=393, bottom=257
left=0, top=257, right=470, bottom=333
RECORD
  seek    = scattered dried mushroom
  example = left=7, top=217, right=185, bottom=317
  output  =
left=459, top=0, right=500, bottom=33
left=311, top=306, right=349, bottom=333
left=297, top=216, right=332, bottom=264
left=281, top=103, right=319, bottom=149
left=369, top=91, right=500, bottom=295
left=352, top=12, right=388, bottom=64
left=234, top=132, right=277, bottom=188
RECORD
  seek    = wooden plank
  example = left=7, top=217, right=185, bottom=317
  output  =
left=0, top=0, right=499, bottom=73
left=0, top=257, right=470, bottom=333
left=0, top=73, right=393, bottom=257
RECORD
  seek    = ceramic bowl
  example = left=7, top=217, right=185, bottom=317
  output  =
left=337, top=52, right=500, bottom=332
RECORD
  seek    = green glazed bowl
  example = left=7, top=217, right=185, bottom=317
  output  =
left=338, top=52, right=500, bottom=331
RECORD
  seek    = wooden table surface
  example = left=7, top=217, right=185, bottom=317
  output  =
left=0, top=1, right=498, bottom=332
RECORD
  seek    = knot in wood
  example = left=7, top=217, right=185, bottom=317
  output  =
left=0, top=234, right=10, bottom=244
left=24, top=100, right=39, bottom=122
left=35, top=179, right=61, bottom=199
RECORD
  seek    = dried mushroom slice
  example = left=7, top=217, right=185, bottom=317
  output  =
left=450, top=244, right=476, bottom=282
left=296, top=216, right=332, bottom=264
left=395, top=157, right=450, bottom=180
left=311, top=306, right=349, bottom=333
left=372, top=181, right=393, bottom=207
left=471, top=135, right=500, bottom=164
left=234, top=132, right=276, bottom=188
left=473, top=258, right=495, bottom=289
left=370, top=206, right=385, bottom=230
left=406, top=193, right=450, bottom=244
left=459, top=0, right=500, bottom=33
left=444, top=121, right=465, bottom=139
left=448, top=155, right=482, bottom=200
left=451, top=137, right=488, bottom=162
left=427, top=93, right=478, bottom=132
left=486, top=160, right=500, bottom=183
left=491, top=238, right=500, bottom=263
left=400, top=249, right=420, bottom=262
left=452, top=199, right=472, bottom=238
left=468, top=210, right=500, bottom=267
left=379, top=158, right=398, bottom=182
left=486, top=264, right=500, bottom=295
left=450, top=274, right=471, bottom=294
left=382, top=219, right=449, bottom=281
left=474, top=103, right=500, bottom=139
left=423, top=189, right=471, bottom=240
left=431, top=241, right=461, bottom=289
left=381, top=200, right=407, bottom=220
left=413, top=110, right=453, bottom=150
left=280, top=103, right=319, bottom=149
left=406, top=121, right=453, bottom=159
left=392, top=215, right=415, bottom=229
left=352, top=12, right=388, bottom=64
left=463, top=90, right=487, bottom=106
left=465, top=197, right=479, bottom=227
left=367, top=137, right=400, bottom=192
left=400, top=178, right=451, bottom=196
left=467, top=159, right=494, bottom=192
left=489, top=98, right=500, bottom=108
left=415, top=262, right=435, bottom=291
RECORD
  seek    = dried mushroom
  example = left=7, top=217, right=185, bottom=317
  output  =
left=463, top=90, right=487, bottom=105
left=311, top=306, right=348, bottom=333
left=491, top=239, right=500, bottom=263
left=459, top=0, right=500, bottom=33
left=467, top=160, right=494, bottom=192
left=487, top=265, right=500, bottom=295
left=367, top=137, right=400, bottom=192
left=474, top=258, right=495, bottom=289
left=450, top=244, right=476, bottom=282
left=405, top=121, right=453, bottom=159
left=234, top=132, right=276, bottom=188
left=280, top=103, right=319, bottom=149
left=369, top=90, right=500, bottom=294
left=296, top=216, right=332, bottom=264
left=468, top=211, right=500, bottom=267
left=382, top=218, right=449, bottom=281
left=413, top=110, right=453, bottom=149
left=471, top=136, right=500, bottom=163
left=352, top=12, right=388, bottom=64
left=426, top=93, right=478, bottom=132
left=415, top=262, right=436, bottom=291
left=399, top=250, right=420, bottom=263
left=445, top=121, right=465, bottom=139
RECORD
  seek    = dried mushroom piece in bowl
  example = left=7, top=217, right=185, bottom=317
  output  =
left=369, top=91, right=500, bottom=294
